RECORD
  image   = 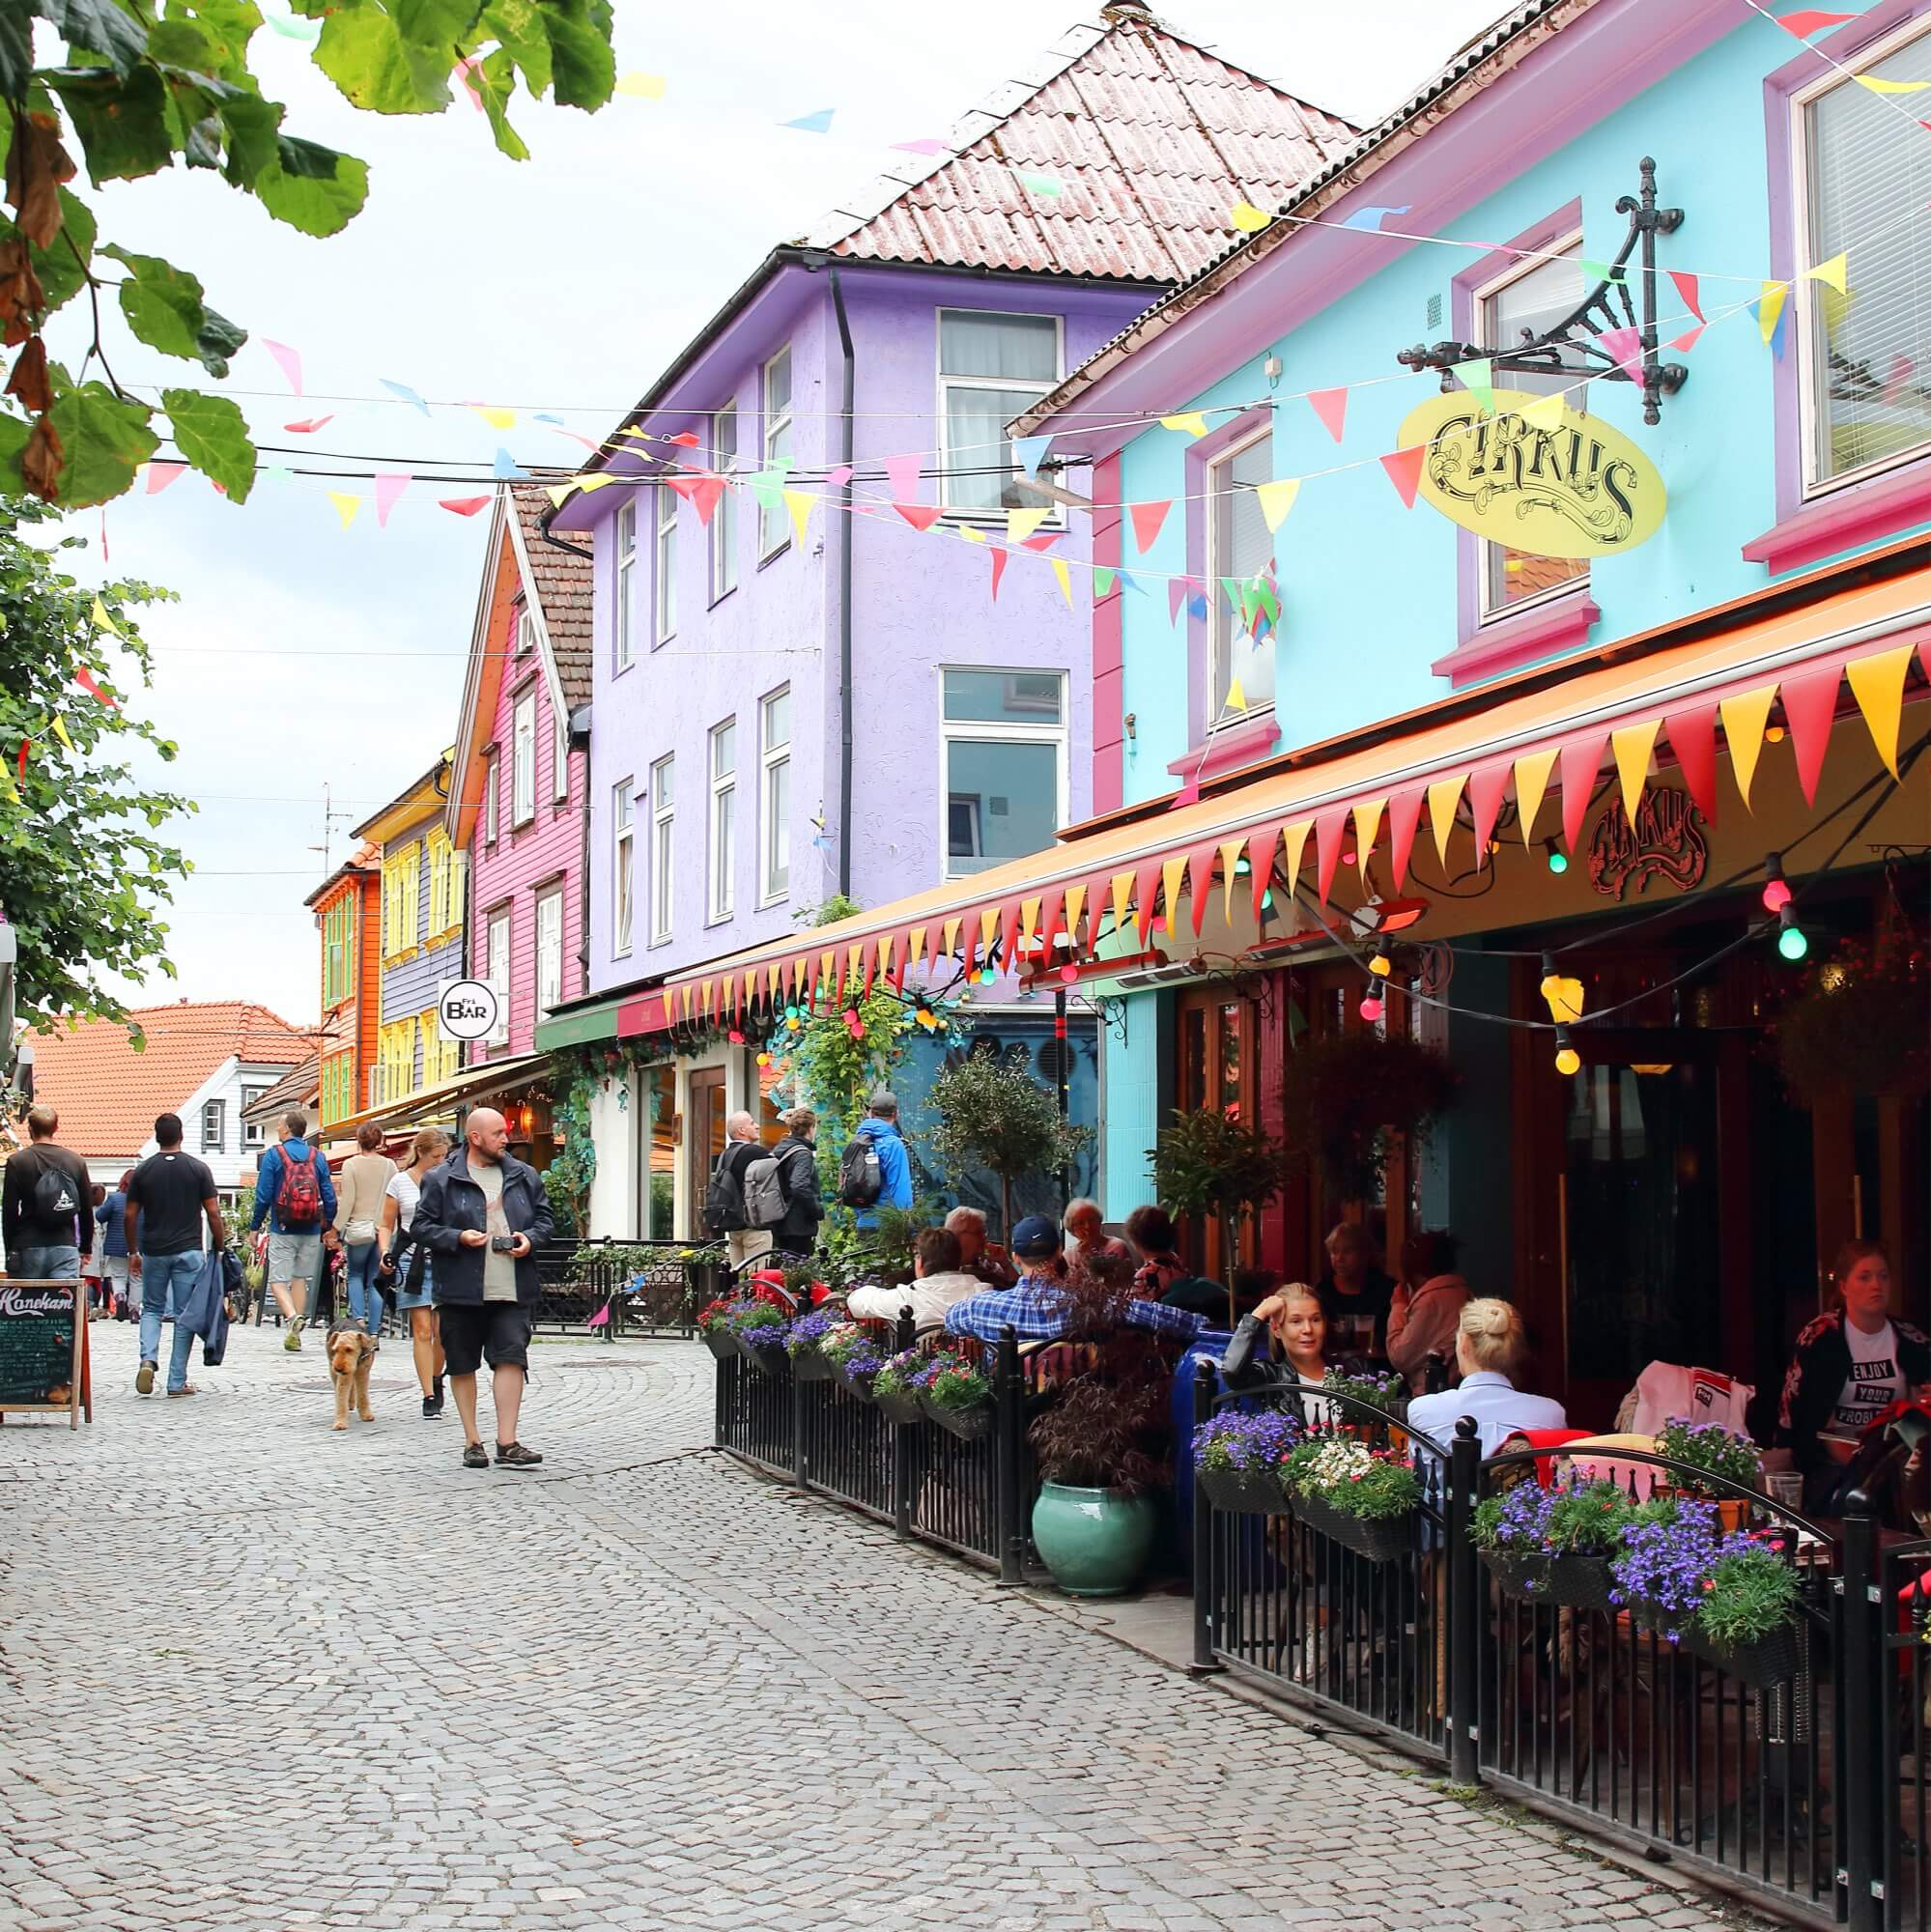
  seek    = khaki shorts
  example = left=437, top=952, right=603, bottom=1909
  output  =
left=266, top=1231, right=322, bottom=1285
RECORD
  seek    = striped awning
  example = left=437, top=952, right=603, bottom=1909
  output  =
left=640, top=559, right=1931, bottom=1033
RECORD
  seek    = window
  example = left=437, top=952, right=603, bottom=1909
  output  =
left=554, top=704, right=569, bottom=805
left=381, top=841, right=420, bottom=961
left=512, top=688, right=536, bottom=825
left=420, top=1008, right=458, bottom=1086
left=535, top=888, right=563, bottom=1016
left=612, top=779, right=635, bottom=955
left=483, top=750, right=499, bottom=846
left=1206, top=428, right=1277, bottom=719
left=759, top=348, right=792, bottom=557
left=321, top=1054, right=350, bottom=1127
left=652, top=482, right=677, bottom=643
left=708, top=719, right=736, bottom=923
left=485, top=911, right=511, bottom=1047
left=322, top=895, right=354, bottom=1007
left=241, top=1087, right=269, bottom=1151
left=650, top=755, right=674, bottom=943
left=1796, top=22, right=1931, bottom=491
left=940, top=669, right=1065, bottom=879
left=426, top=831, right=460, bottom=943
left=515, top=602, right=537, bottom=655
left=614, top=497, right=637, bottom=671
left=1476, top=242, right=1588, bottom=618
left=711, top=404, right=738, bottom=599
left=759, top=686, right=790, bottom=905
left=201, top=1099, right=225, bottom=1154
left=937, top=310, right=1060, bottom=515
left=377, top=1018, right=416, bottom=1103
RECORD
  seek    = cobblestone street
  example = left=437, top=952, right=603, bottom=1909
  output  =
left=0, top=1322, right=1765, bottom=1932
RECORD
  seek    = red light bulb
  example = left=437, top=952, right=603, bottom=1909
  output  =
left=1358, top=994, right=1384, bottom=1023
left=1058, top=963, right=1079, bottom=984
left=1761, top=879, right=1792, bottom=913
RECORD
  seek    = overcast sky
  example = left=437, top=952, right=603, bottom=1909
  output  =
left=63, top=0, right=1510, bottom=1026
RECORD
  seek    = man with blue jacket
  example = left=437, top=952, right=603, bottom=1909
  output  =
left=853, top=1091, right=913, bottom=1231
left=252, top=1111, right=337, bottom=1352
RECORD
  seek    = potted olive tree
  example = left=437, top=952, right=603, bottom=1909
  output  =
left=927, top=1045, right=1092, bottom=1238
left=1148, top=1107, right=1292, bottom=1325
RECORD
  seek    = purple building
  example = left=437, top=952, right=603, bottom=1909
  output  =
left=542, top=2, right=1352, bottom=1238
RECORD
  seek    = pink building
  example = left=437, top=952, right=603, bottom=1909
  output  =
left=446, top=483, right=594, bottom=1163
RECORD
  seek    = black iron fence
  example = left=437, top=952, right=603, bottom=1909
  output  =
left=1189, top=1365, right=1930, bottom=1932
left=530, top=1237, right=698, bottom=1337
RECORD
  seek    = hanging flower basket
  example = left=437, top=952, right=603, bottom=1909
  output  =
left=833, top=1358, right=879, bottom=1403
left=791, top=1348, right=834, bottom=1382
left=701, top=1328, right=737, bottom=1363
left=1482, top=1548, right=1617, bottom=1612
left=871, top=1351, right=925, bottom=1426
left=920, top=1388, right=996, bottom=1441
left=1282, top=1435, right=1421, bottom=1562
left=875, top=1385, right=924, bottom=1426
left=1679, top=1617, right=1803, bottom=1690
left=1198, top=1465, right=1293, bottom=1517
left=736, top=1330, right=788, bottom=1377
left=1192, top=1409, right=1301, bottom=1516
left=1292, top=1492, right=1415, bottom=1563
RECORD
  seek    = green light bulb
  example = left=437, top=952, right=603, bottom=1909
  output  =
left=1548, top=849, right=1569, bottom=875
left=1777, top=923, right=1809, bottom=962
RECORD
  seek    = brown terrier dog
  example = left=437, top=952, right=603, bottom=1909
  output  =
left=327, top=1321, right=378, bottom=1431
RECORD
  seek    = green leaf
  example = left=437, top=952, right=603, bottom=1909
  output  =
left=253, top=142, right=368, bottom=236
left=102, top=242, right=210, bottom=363
left=145, top=18, right=219, bottom=69
left=40, top=0, right=151, bottom=78
left=195, top=304, right=246, bottom=378
left=161, top=387, right=254, bottom=499
left=0, top=411, right=29, bottom=495
left=471, top=46, right=527, bottom=161
left=45, top=65, right=175, bottom=182
left=215, top=91, right=281, bottom=184
left=541, top=0, right=614, bottom=110
left=272, top=132, right=343, bottom=179
left=43, top=381, right=158, bottom=507
left=479, top=0, right=550, bottom=95
left=393, top=0, right=485, bottom=52
left=162, top=0, right=262, bottom=81
left=183, top=115, right=222, bottom=169
left=314, top=4, right=451, bottom=114
left=0, top=4, right=33, bottom=98
left=0, top=186, right=99, bottom=315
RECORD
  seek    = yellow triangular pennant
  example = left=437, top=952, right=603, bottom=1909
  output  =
left=546, top=484, right=576, bottom=510
left=1109, top=870, right=1135, bottom=934
left=978, top=907, right=999, bottom=959
left=1719, top=685, right=1778, bottom=809
left=1513, top=746, right=1559, bottom=845
left=1160, top=412, right=1211, bottom=439
left=1007, top=506, right=1050, bottom=543
left=1218, top=838, right=1245, bottom=923
left=958, top=525, right=985, bottom=544
left=48, top=713, right=74, bottom=753
left=1062, top=884, right=1086, bottom=944
left=1224, top=677, right=1247, bottom=714
left=909, top=927, right=928, bottom=968
left=1610, top=719, right=1660, bottom=824
left=1855, top=71, right=1931, bottom=93
left=1050, top=557, right=1072, bottom=608
left=1019, top=896, right=1041, bottom=950
left=328, top=492, right=360, bottom=530
left=1522, top=390, right=1569, bottom=432
left=1758, top=282, right=1788, bottom=345
left=1230, top=201, right=1270, bottom=233
left=1351, top=798, right=1384, bottom=874
left=90, top=595, right=121, bottom=637
left=1803, top=252, right=1848, bottom=296
left=1160, top=855, right=1187, bottom=932
left=783, top=490, right=814, bottom=549
left=1426, top=774, right=1465, bottom=869
left=1282, top=821, right=1312, bottom=890
left=1255, top=478, right=1300, bottom=532
left=1844, top=643, right=1913, bottom=781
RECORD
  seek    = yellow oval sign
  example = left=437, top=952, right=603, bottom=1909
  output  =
left=1395, top=386, right=1666, bottom=558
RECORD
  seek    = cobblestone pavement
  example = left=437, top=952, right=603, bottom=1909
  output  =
left=0, top=1320, right=1765, bottom=1932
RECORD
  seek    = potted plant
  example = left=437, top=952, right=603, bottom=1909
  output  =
left=1609, top=1498, right=1803, bottom=1688
left=927, top=1045, right=1092, bottom=1237
left=871, top=1349, right=927, bottom=1427
left=1281, top=1031, right=1458, bottom=1202
left=696, top=1296, right=742, bottom=1363
left=1191, top=1407, right=1300, bottom=1516
left=1027, top=1371, right=1167, bottom=1597
left=821, top=1324, right=885, bottom=1400
left=785, top=1308, right=841, bottom=1381
left=1774, top=924, right=1929, bottom=1105
left=1280, top=1435, right=1420, bottom=1562
left=915, top=1349, right=995, bottom=1440
left=1471, top=1480, right=1629, bottom=1610
left=1148, top=1107, right=1292, bottom=1326
left=1654, top=1417, right=1762, bottom=1531
left=728, top=1300, right=789, bottom=1376
left=1322, top=1364, right=1409, bottom=1436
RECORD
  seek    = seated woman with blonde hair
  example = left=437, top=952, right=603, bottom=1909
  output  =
left=1406, top=1296, right=1566, bottom=1456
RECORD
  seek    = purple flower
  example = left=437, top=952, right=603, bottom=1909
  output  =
left=1195, top=1406, right=1302, bottom=1473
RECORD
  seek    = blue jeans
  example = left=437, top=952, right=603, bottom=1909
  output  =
left=9, top=1243, right=79, bottom=1280
left=140, top=1253, right=203, bottom=1392
left=346, top=1241, right=383, bottom=1331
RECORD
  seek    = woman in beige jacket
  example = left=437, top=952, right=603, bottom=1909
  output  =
left=335, top=1123, right=397, bottom=1334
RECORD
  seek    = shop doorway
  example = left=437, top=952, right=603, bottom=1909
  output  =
left=1176, top=987, right=1258, bottom=1280
left=687, top=1067, right=727, bottom=1236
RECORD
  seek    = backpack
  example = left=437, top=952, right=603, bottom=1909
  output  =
left=740, top=1151, right=789, bottom=1230
left=703, top=1150, right=749, bottom=1236
left=837, top=1132, right=883, bottom=1209
left=32, top=1159, right=80, bottom=1225
left=274, top=1146, right=323, bottom=1229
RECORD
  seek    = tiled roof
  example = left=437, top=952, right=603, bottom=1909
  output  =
left=26, top=1002, right=317, bottom=1160
left=241, top=1055, right=320, bottom=1124
left=803, top=8, right=1357, bottom=284
left=511, top=483, right=593, bottom=711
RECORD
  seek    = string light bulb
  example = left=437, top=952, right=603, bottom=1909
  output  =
left=1368, top=952, right=1392, bottom=978
left=1776, top=903, right=1808, bottom=961
left=1058, top=962, right=1079, bottom=983
left=1761, top=852, right=1792, bottom=913
left=1544, top=838, right=1569, bottom=875
left=1358, top=990, right=1384, bottom=1023
left=1554, top=1025, right=1580, bottom=1077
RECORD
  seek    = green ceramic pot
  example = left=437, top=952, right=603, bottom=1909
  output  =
left=1030, top=1482, right=1157, bottom=1598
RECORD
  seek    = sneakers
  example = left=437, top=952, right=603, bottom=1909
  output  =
left=495, top=1441, right=543, bottom=1468
left=135, top=1360, right=156, bottom=1395
left=430, top=1375, right=445, bottom=1415
left=422, top=1397, right=438, bottom=1420
left=282, top=1315, right=303, bottom=1353
left=165, top=1384, right=198, bottom=1399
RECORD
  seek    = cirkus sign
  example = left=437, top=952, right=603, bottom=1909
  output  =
left=1396, top=387, right=1666, bottom=558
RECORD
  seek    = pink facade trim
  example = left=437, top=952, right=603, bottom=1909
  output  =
left=1432, top=593, right=1602, bottom=689
left=1092, top=454, right=1125, bottom=814
left=1744, top=464, right=1931, bottom=576
left=1183, top=403, right=1275, bottom=754
left=1164, top=712, right=1283, bottom=784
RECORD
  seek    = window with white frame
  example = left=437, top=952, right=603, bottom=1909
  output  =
left=712, top=404, right=738, bottom=600
left=241, top=1087, right=269, bottom=1150
left=535, top=887, right=563, bottom=1017
left=1796, top=20, right=1931, bottom=491
left=654, top=482, right=677, bottom=642
left=483, top=749, right=499, bottom=845
left=649, top=755, right=674, bottom=943
left=1476, top=242, right=1588, bottom=618
left=485, top=910, right=511, bottom=1046
left=516, top=602, right=537, bottom=655
left=940, top=669, right=1065, bottom=880
left=759, top=685, right=790, bottom=905
left=612, top=779, right=635, bottom=955
left=759, top=348, right=792, bottom=557
left=201, top=1098, right=225, bottom=1154
left=1206, top=428, right=1278, bottom=720
left=553, top=702, right=569, bottom=804
left=614, top=497, right=637, bottom=671
left=708, top=719, right=736, bottom=923
left=937, top=310, right=1060, bottom=515
left=511, top=688, right=535, bottom=824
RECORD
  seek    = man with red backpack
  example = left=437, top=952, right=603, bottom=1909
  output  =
left=251, top=1110, right=338, bottom=1352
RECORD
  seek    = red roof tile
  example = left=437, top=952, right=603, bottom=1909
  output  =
left=25, top=1002, right=318, bottom=1160
left=806, top=10, right=1357, bottom=283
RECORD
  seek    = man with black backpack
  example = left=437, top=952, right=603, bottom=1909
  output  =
left=705, top=1112, right=773, bottom=1271
left=251, top=1110, right=337, bottom=1352
left=839, top=1091, right=913, bottom=1231
left=3, top=1103, right=93, bottom=1281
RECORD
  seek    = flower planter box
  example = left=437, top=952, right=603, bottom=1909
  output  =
left=1653, top=1487, right=1751, bottom=1534
left=790, top=1348, right=835, bottom=1383
left=699, top=1328, right=737, bottom=1363
left=1292, top=1492, right=1414, bottom=1564
left=1481, top=1548, right=1617, bottom=1612
left=920, top=1390, right=995, bottom=1441
left=736, top=1333, right=788, bottom=1377
left=1198, top=1465, right=1293, bottom=1517
left=831, top=1361, right=878, bottom=1402
left=873, top=1385, right=924, bottom=1427
left=1681, top=1619, right=1803, bottom=1690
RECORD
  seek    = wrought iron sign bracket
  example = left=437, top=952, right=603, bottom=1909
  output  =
left=1396, top=157, right=1688, bottom=426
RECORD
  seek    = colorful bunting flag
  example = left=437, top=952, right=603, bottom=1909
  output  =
left=1386, top=790, right=1423, bottom=891
left=493, top=449, right=529, bottom=480
left=374, top=470, right=411, bottom=527
left=470, top=403, right=517, bottom=431
left=381, top=379, right=430, bottom=415
left=1159, top=412, right=1210, bottom=438
left=783, top=490, right=814, bottom=549
left=1559, top=733, right=1607, bottom=853
left=144, top=461, right=185, bottom=494
left=1282, top=821, right=1312, bottom=894
left=1780, top=664, right=1841, bottom=805
left=1017, top=171, right=1064, bottom=197
left=1093, top=565, right=1117, bottom=598
left=1756, top=282, right=1789, bottom=345
left=284, top=415, right=333, bottom=434
left=1380, top=445, right=1426, bottom=509
left=781, top=109, right=835, bottom=132
left=263, top=338, right=302, bottom=395
left=545, top=484, right=576, bottom=510
left=1610, top=719, right=1661, bottom=823
left=1255, top=477, right=1300, bottom=532
left=1007, top=505, right=1051, bottom=543
left=1050, top=557, right=1072, bottom=608
left=896, top=504, right=943, bottom=532
left=1670, top=325, right=1707, bottom=354
left=1130, top=500, right=1173, bottom=553
left=1307, top=386, right=1348, bottom=442
left=1598, top=325, right=1644, bottom=384
left=327, top=492, right=360, bottom=530
left=957, top=524, right=985, bottom=544
left=1775, top=10, right=1860, bottom=36
left=989, top=549, right=1009, bottom=599
left=1513, top=746, right=1558, bottom=845
left=1578, top=258, right=1625, bottom=287
left=440, top=496, right=491, bottom=517
left=1467, top=763, right=1509, bottom=865
left=615, top=71, right=667, bottom=99
left=1457, top=357, right=1494, bottom=412
left=825, top=463, right=853, bottom=489
left=1012, top=433, right=1053, bottom=478
left=1426, top=773, right=1464, bottom=869
left=1804, top=252, right=1848, bottom=294
left=48, top=713, right=73, bottom=753
left=892, top=137, right=950, bottom=156
left=1669, top=269, right=1704, bottom=323
left=1225, top=677, right=1247, bottom=712
left=1664, top=707, right=1720, bottom=823
left=1855, top=72, right=1930, bottom=92
left=1230, top=201, right=1270, bottom=232
left=1718, top=687, right=1777, bottom=808
left=1522, top=390, right=1569, bottom=432
left=1337, top=205, right=1409, bottom=232
left=1845, top=643, right=1913, bottom=780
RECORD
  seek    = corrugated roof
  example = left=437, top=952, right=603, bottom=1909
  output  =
left=510, top=483, right=593, bottom=710
left=805, top=10, right=1357, bottom=283
left=241, top=1055, right=320, bottom=1124
left=26, top=1002, right=317, bottom=1160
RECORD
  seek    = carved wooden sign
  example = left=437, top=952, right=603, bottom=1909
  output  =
left=1588, top=787, right=1709, bottom=899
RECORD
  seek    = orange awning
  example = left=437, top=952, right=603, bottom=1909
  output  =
left=638, top=562, right=1931, bottom=1032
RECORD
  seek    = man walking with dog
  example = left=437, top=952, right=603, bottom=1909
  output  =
left=413, top=1106, right=552, bottom=1469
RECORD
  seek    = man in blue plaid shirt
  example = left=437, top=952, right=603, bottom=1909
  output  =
left=944, top=1214, right=1215, bottom=1349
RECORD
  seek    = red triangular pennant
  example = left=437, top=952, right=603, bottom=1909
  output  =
left=1248, top=828, right=1277, bottom=922
left=990, top=548, right=1009, bottom=599
left=1380, top=445, right=1426, bottom=509
left=1134, top=859, right=1164, bottom=943
left=1129, top=500, right=1172, bottom=553
left=1559, top=732, right=1608, bottom=855
left=1188, top=840, right=1219, bottom=936
left=73, top=667, right=116, bottom=708
left=1314, top=808, right=1349, bottom=905
left=1663, top=705, right=1719, bottom=824
left=1386, top=787, right=1424, bottom=892
left=1000, top=897, right=1023, bottom=974
left=1467, top=762, right=1510, bottom=868
left=1668, top=269, right=1704, bottom=324
left=1308, top=387, right=1348, bottom=442
left=1779, top=662, right=1841, bottom=806
left=895, top=503, right=944, bottom=531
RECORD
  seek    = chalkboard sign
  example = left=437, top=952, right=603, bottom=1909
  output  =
left=0, top=1280, right=84, bottom=1426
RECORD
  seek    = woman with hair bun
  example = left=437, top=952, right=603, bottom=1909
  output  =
left=379, top=1125, right=452, bottom=1420
left=1406, top=1296, right=1567, bottom=1455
